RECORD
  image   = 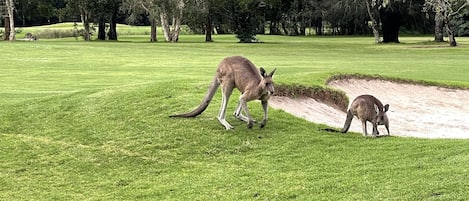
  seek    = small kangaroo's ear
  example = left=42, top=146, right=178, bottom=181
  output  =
left=384, top=104, right=389, bottom=112
left=259, top=67, right=267, bottom=77
left=269, top=68, right=277, bottom=77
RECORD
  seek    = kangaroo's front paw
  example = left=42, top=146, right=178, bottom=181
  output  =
left=247, top=121, right=254, bottom=129
left=260, top=120, right=266, bottom=128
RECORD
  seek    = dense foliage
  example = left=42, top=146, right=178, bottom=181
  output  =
left=1, top=0, right=468, bottom=42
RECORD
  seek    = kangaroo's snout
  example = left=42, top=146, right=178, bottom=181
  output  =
left=268, top=88, right=275, bottom=95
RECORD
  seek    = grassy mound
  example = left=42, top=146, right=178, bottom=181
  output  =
left=327, top=73, right=469, bottom=90
left=275, top=84, right=349, bottom=112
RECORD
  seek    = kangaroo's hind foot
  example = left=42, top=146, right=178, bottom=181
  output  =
left=218, top=117, right=234, bottom=130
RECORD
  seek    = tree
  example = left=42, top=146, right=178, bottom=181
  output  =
left=122, top=0, right=161, bottom=42
left=264, top=0, right=282, bottom=35
left=82, top=0, right=121, bottom=41
left=160, top=0, right=185, bottom=42
left=16, top=0, right=62, bottom=26
left=380, top=0, right=402, bottom=43
left=106, top=0, right=121, bottom=40
left=451, top=3, right=469, bottom=36
left=4, top=0, right=15, bottom=41
left=366, top=0, right=381, bottom=43
left=185, top=0, right=221, bottom=42
left=434, top=6, right=445, bottom=41
left=424, top=0, right=469, bottom=46
left=325, top=0, right=369, bottom=35
left=365, top=0, right=409, bottom=43
left=66, top=0, right=94, bottom=41
left=123, top=0, right=184, bottom=42
left=228, top=0, right=265, bottom=42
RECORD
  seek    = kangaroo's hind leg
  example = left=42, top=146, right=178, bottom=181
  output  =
left=361, top=120, right=368, bottom=136
left=218, top=85, right=234, bottom=130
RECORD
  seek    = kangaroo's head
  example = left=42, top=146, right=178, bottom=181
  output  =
left=259, top=67, right=277, bottom=96
left=374, top=103, right=389, bottom=125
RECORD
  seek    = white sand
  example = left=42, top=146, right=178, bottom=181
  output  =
left=270, top=79, right=469, bottom=139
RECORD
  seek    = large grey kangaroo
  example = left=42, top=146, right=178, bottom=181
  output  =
left=170, top=56, right=277, bottom=130
left=341, top=94, right=390, bottom=137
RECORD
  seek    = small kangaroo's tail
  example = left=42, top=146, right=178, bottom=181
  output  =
left=341, top=110, right=353, bottom=133
left=169, top=76, right=219, bottom=118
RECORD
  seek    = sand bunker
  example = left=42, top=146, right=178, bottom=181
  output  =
left=270, top=78, right=469, bottom=139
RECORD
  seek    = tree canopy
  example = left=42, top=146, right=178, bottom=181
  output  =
left=2, top=0, right=469, bottom=44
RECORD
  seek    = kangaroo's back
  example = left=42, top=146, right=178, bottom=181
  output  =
left=350, top=95, right=384, bottom=122
left=216, top=56, right=262, bottom=93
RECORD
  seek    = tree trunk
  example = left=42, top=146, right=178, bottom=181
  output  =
left=5, top=0, right=15, bottom=41
left=108, top=12, right=118, bottom=41
left=380, top=4, right=401, bottom=43
left=81, top=9, right=91, bottom=41
left=160, top=0, right=184, bottom=43
left=291, top=22, right=299, bottom=36
left=434, top=11, right=444, bottom=42
left=3, top=16, right=10, bottom=40
left=269, top=21, right=280, bottom=35
left=299, top=22, right=306, bottom=36
left=150, top=18, right=157, bottom=42
left=281, top=20, right=289, bottom=35
left=205, top=14, right=213, bottom=42
left=444, top=16, right=457, bottom=46
left=98, top=18, right=106, bottom=40
left=366, top=0, right=380, bottom=43
left=170, top=12, right=182, bottom=42
left=83, top=21, right=91, bottom=41
left=171, top=0, right=184, bottom=42
left=160, top=11, right=171, bottom=42
left=315, top=18, right=323, bottom=35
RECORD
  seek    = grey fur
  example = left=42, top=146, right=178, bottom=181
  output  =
left=341, top=94, right=390, bottom=137
left=170, top=56, right=276, bottom=130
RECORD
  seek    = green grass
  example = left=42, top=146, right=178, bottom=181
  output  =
left=1, top=29, right=469, bottom=200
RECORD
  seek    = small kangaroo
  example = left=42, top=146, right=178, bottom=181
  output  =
left=24, top=33, right=37, bottom=41
left=170, top=56, right=277, bottom=130
left=341, top=94, right=390, bottom=137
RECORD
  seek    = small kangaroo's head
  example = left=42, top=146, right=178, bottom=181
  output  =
left=259, top=67, right=277, bottom=96
left=374, top=103, right=389, bottom=125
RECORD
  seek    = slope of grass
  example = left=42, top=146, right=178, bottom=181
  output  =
left=1, top=32, right=469, bottom=200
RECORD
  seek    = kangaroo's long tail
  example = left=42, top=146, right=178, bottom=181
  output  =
left=341, top=110, right=353, bottom=133
left=169, top=76, right=220, bottom=118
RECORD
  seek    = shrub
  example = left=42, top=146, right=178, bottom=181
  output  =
left=36, top=29, right=78, bottom=39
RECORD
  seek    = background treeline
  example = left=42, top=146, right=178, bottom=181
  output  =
left=1, top=0, right=468, bottom=43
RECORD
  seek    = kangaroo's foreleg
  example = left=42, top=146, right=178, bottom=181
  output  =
left=260, top=100, right=268, bottom=128
left=218, top=86, right=234, bottom=130
left=238, top=95, right=254, bottom=129
left=372, top=123, right=379, bottom=137
left=385, top=120, right=390, bottom=135
left=233, top=102, right=250, bottom=122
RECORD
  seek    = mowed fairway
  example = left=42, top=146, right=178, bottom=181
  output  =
left=1, top=32, right=469, bottom=200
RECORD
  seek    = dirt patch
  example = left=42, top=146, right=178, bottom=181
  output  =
left=270, top=78, right=469, bottom=139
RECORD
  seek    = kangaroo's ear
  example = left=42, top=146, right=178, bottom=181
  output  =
left=259, top=67, right=267, bottom=77
left=384, top=104, right=389, bottom=112
left=269, top=68, right=277, bottom=77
